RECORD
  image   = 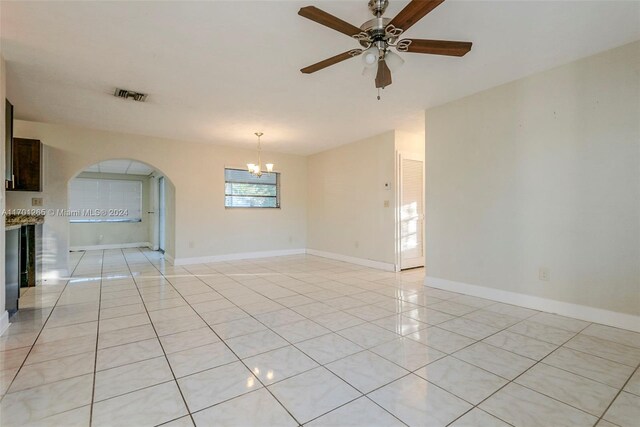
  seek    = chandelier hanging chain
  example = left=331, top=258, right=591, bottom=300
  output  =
left=247, top=132, right=273, bottom=178
left=256, top=132, right=262, bottom=173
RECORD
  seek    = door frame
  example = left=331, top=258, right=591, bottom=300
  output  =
left=158, top=176, right=166, bottom=254
left=395, top=151, right=425, bottom=271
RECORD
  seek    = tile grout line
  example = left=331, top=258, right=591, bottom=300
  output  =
left=8, top=249, right=637, bottom=426
left=138, top=248, right=309, bottom=426
left=444, top=321, right=603, bottom=427
left=0, top=250, right=87, bottom=406
left=120, top=249, right=197, bottom=426
left=136, top=252, right=640, bottom=423
left=593, top=362, right=639, bottom=427
left=4, top=257, right=467, bottom=423
left=218, top=258, right=484, bottom=425
left=169, top=254, right=482, bottom=425
left=191, top=258, right=424, bottom=425
left=88, top=249, right=106, bottom=427
left=145, top=249, right=629, bottom=426
left=162, top=253, right=432, bottom=422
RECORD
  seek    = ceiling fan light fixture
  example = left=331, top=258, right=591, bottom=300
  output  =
left=298, top=1, right=473, bottom=96
left=362, top=46, right=379, bottom=67
left=362, top=65, right=377, bottom=78
left=384, top=50, right=404, bottom=72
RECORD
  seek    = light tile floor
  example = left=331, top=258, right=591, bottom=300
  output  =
left=0, top=249, right=639, bottom=426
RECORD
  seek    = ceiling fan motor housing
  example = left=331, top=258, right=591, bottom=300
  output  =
left=358, top=17, right=395, bottom=47
left=368, top=0, right=389, bottom=16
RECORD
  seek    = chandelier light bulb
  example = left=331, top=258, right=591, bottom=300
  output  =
left=247, top=163, right=255, bottom=172
left=362, top=46, right=379, bottom=67
left=266, top=163, right=274, bottom=173
left=384, top=50, right=405, bottom=72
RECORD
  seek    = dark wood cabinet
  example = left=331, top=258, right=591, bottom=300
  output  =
left=11, top=138, right=42, bottom=192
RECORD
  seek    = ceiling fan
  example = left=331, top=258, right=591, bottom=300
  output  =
left=298, top=0, right=472, bottom=95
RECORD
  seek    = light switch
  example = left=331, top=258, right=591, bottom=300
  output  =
left=32, top=198, right=43, bottom=206
left=383, top=200, right=390, bottom=208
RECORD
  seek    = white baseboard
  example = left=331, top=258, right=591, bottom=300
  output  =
left=169, top=248, right=396, bottom=271
left=171, top=249, right=306, bottom=266
left=425, top=276, right=640, bottom=333
left=70, top=242, right=151, bottom=251
left=0, top=311, right=9, bottom=337
left=306, top=249, right=396, bottom=272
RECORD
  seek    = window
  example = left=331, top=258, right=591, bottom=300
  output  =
left=225, top=168, right=280, bottom=208
left=68, top=178, right=143, bottom=222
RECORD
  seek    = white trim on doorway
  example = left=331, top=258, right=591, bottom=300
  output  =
left=395, top=150, right=425, bottom=271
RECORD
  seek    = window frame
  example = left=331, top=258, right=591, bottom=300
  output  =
left=68, top=177, right=144, bottom=223
left=224, top=167, right=281, bottom=209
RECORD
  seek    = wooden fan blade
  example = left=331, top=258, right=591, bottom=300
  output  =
left=298, top=6, right=362, bottom=37
left=301, top=50, right=362, bottom=74
left=375, top=60, right=392, bottom=88
left=401, top=39, right=472, bottom=56
left=388, top=0, right=445, bottom=32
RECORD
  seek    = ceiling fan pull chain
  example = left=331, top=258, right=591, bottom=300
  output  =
left=377, top=88, right=381, bottom=101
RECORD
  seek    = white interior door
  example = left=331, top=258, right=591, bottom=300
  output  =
left=399, top=155, right=424, bottom=269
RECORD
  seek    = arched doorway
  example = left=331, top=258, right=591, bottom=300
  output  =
left=67, top=158, right=176, bottom=266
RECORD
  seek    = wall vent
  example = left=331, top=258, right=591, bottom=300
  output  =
left=114, top=88, right=148, bottom=102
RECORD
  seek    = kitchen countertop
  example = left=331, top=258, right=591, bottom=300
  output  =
left=5, top=214, right=45, bottom=229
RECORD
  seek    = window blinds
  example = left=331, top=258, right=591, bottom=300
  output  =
left=224, top=168, right=280, bottom=208
left=68, top=178, right=143, bottom=222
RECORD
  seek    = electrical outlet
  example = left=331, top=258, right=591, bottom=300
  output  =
left=383, top=200, right=390, bottom=208
left=539, top=267, right=550, bottom=282
left=31, top=198, right=43, bottom=206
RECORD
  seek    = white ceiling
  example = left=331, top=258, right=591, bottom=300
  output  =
left=1, top=1, right=639, bottom=155
left=83, top=160, right=154, bottom=176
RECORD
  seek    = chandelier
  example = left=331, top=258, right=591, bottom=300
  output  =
left=247, top=132, right=274, bottom=177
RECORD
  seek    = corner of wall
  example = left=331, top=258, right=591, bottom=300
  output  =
left=0, top=54, right=7, bottom=317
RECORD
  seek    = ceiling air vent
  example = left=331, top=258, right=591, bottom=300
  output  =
left=114, top=88, right=148, bottom=102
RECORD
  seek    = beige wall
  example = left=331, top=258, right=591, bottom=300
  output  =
left=69, top=172, right=152, bottom=249
left=425, top=41, right=640, bottom=315
left=395, top=130, right=425, bottom=158
left=307, top=131, right=396, bottom=265
left=7, top=121, right=308, bottom=275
